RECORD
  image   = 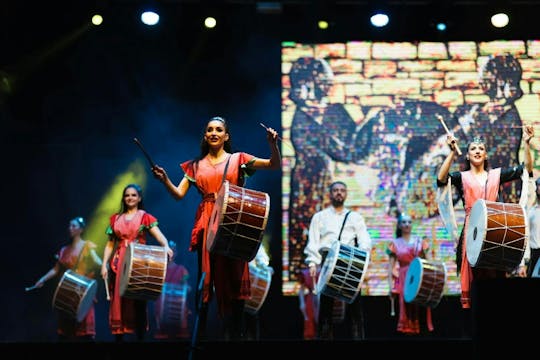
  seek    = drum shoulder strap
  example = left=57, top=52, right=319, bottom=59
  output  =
left=338, top=211, right=351, bottom=243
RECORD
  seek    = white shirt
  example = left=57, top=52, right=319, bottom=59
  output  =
left=304, top=206, right=371, bottom=267
left=528, top=204, right=540, bottom=251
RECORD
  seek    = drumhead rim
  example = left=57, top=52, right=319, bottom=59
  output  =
left=206, top=181, right=229, bottom=251
left=403, top=257, right=424, bottom=303
left=76, top=279, right=97, bottom=322
left=466, top=199, right=488, bottom=267
left=316, top=240, right=340, bottom=295
left=119, top=242, right=136, bottom=296
left=245, top=264, right=273, bottom=314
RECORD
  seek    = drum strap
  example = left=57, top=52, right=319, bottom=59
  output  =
left=338, top=211, right=356, bottom=246
left=221, top=155, right=231, bottom=184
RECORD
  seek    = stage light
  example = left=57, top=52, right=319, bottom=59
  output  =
left=491, top=12, right=509, bottom=28
left=370, top=13, right=389, bottom=28
left=318, top=20, right=329, bottom=30
left=436, top=22, right=447, bottom=31
left=91, top=14, right=103, bottom=26
left=204, top=17, right=217, bottom=29
left=141, top=10, right=159, bottom=26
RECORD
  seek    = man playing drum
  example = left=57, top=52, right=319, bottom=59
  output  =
left=304, top=181, right=372, bottom=340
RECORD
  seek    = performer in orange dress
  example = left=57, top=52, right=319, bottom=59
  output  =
left=152, top=116, right=281, bottom=340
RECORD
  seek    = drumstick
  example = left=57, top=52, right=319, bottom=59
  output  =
left=25, top=285, right=38, bottom=292
left=133, top=137, right=156, bottom=168
left=311, top=274, right=318, bottom=295
left=390, top=295, right=395, bottom=317
left=436, top=114, right=462, bottom=156
left=259, top=123, right=294, bottom=151
left=104, top=277, right=111, bottom=301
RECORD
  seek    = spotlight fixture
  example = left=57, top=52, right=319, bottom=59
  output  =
left=491, top=12, right=509, bottom=28
left=318, top=20, right=329, bottom=30
left=436, top=22, right=447, bottom=31
left=370, top=13, right=389, bottom=28
left=141, top=10, right=159, bottom=26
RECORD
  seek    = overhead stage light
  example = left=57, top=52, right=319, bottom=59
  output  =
left=141, top=11, right=159, bottom=26
left=370, top=13, right=389, bottom=28
left=491, top=13, right=509, bottom=28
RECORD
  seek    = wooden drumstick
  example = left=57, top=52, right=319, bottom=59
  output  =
left=311, top=274, right=318, bottom=295
left=133, top=137, right=156, bottom=168
left=436, top=114, right=462, bottom=156
left=390, top=295, right=395, bottom=317
left=104, top=277, right=111, bottom=301
left=259, top=123, right=294, bottom=151
left=25, top=285, right=38, bottom=292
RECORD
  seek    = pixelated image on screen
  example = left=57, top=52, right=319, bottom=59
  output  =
left=281, top=39, right=540, bottom=297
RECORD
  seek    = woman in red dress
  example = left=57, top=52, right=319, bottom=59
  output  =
left=31, top=216, right=102, bottom=341
left=101, top=183, right=173, bottom=342
left=151, top=116, right=281, bottom=340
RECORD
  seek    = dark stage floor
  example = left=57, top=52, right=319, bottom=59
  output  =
left=4, top=338, right=523, bottom=360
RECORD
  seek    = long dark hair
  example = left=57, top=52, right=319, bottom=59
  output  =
left=196, top=116, right=233, bottom=161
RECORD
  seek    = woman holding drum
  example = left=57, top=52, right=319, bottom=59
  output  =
left=387, top=213, right=435, bottom=335
left=30, top=216, right=102, bottom=342
left=151, top=116, right=281, bottom=341
left=436, top=125, right=534, bottom=335
left=101, top=183, right=173, bottom=342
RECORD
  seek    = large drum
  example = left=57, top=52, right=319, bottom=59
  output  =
left=316, top=241, right=369, bottom=304
left=245, top=263, right=273, bottom=315
left=403, top=257, right=446, bottom=308
left=120, top=243, right=168, bottom=301
left=52, top=269, right=97, bottom=322
left=156, top=282, right=190, bottom=335
left=466, top=200, right=528, bottom=272
left=207, top=181, right=270, bottom=262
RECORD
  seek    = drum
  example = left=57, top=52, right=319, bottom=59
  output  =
left=403, top=257, right=446, bottom=308
left=52, top=269, right=97, bottom=322
left=207, top=180, right=270, bottom=262
left=316, top=241, right=369, bottom=304
left=157, top=282, right=189, bottom=331
left=466, top=200, right=528, bottom=271
left=245, top=263, right=273, bottom=315
left=119, top=243, right=168, bottom=301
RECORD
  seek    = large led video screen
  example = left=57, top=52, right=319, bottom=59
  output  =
left=281, top=39, right=540, bottom=296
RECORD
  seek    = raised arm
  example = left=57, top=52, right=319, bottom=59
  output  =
left=523, top=124, right=535, bottom=174
left=251, top=126, right=282, bottom=170
left=437, top=134, right=459, bottom=183
left=152, top=166, right=191, bottom=201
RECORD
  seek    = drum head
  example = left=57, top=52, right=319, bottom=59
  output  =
left=316, top=241, right=340, bottom=296
left=206, top=181, right=229, bottom=252
left=403, top=257, right=423, bottom=303
left=466, top=199, right=487, bottom=267
left=245, top=264, right=273, bottom=314
left=119, top=242, right=135, bottom=296
left=76, top=277, right=97, bottom=322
